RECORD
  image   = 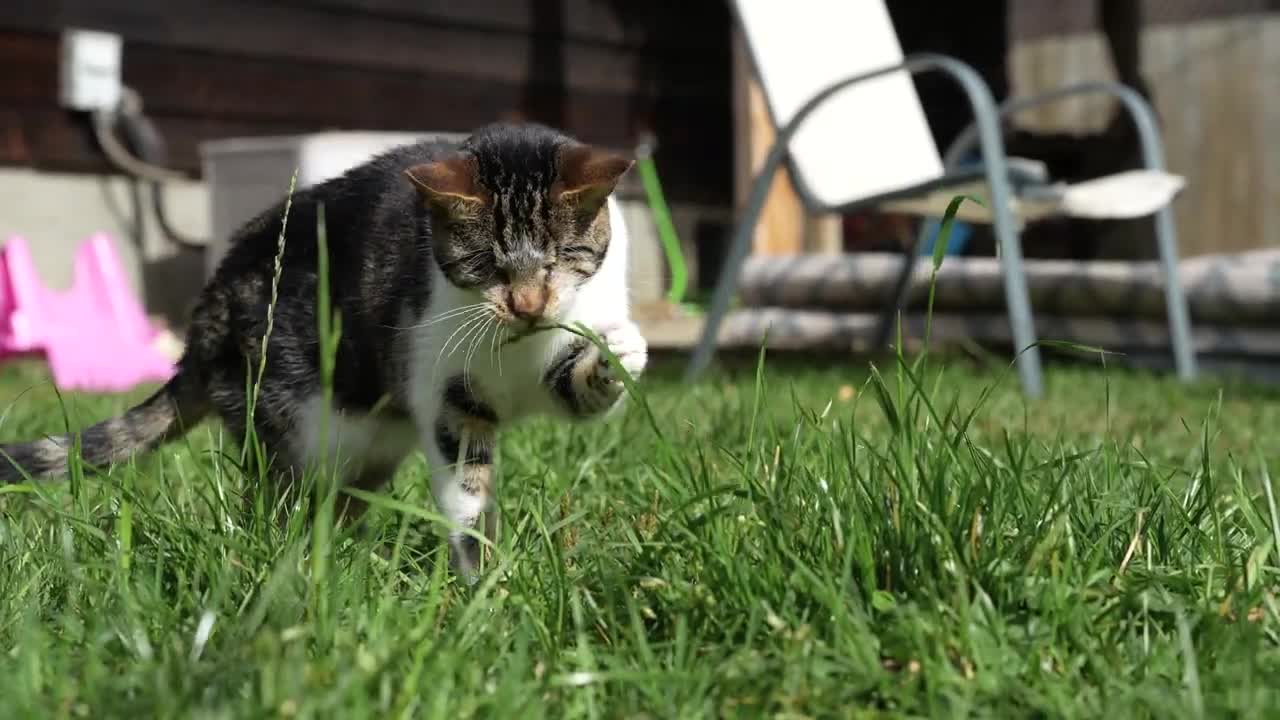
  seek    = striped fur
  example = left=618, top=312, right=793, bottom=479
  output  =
left=0, top=369, right=208, bottom=482
left=0, top=122, right=645, bottom=579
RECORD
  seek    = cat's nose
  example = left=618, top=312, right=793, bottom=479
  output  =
left=508, top=285, right=547, bottom=320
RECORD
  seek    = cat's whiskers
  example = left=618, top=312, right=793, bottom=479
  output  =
left=434, top=311, right=491, bottom=372
left=488, top=320, right=505, bottom=377
left=429, top=303, right=488, bottom=322
left=461, top=314, right=494, bottom=392
left=443, top=309, right=495, bottom=370
left=393, top=302, right=489, bottom=331
left=442, top=319, right=485, bottom=363
left=500, top=326, right=510, bottom=376
left=387, top=305, right=483, bottom=332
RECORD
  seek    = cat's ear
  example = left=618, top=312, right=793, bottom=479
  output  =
left=555, top=144, right=634, bottom=215
left=404, top=155, right=487, bottom=214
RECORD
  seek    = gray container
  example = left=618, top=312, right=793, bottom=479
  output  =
left=200, top=131, right=463, bottom=278
left=199, top=131, right=670, bottom=305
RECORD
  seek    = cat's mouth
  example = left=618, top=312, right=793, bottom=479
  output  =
left=479, top=280, right=564, bottom=330
left=501, top=315, right=537, bottom=331
left=495, top=282, right=561, bottom=328
left=489, top=305, right=547, bottom=331
left=503, top=309, right=565, bottom=331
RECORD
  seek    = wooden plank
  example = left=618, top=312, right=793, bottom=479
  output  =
left=121, top=44, right=726, bottom=130
left=1012, top=13, right=1280, bottom=257
left=1012, top=0, right=1272, bottom=42
left=804, top=215, right=844, bottom=254
left=0, top=0, right=723, bottom=97
left=0, top=109, right=308, bottom=177
left=262, top=0, right=725, bottom=52
left=1263, top=13, right=1280, bottom=249
left=731, top=27, right=802, bottom=256
left=0, top=29, right=729, bottom=134
left=1194, top=17, right=1263, bottom=255
left=731, top=28, right=837, bottom=257
left=0, top=103, right=731, bottom=205
left=0, top=110, right=34, bottom=165
left=0, top=29, right=57, bottom=104
left=0, top=29, right=732, bottom=205
left=0, top=103, right=732, bottom=199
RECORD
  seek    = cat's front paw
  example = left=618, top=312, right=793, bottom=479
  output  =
left=577, top=321, right=647, bottom=415
left=598, top=320, right=648, bottom=382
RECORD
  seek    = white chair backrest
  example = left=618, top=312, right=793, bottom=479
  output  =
left=733, top=0, right=945, bottom=208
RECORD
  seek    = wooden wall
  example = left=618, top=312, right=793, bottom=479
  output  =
left=0, top=0, right=733, bottom=207
left=1010, top=0, right=1280, bottom=257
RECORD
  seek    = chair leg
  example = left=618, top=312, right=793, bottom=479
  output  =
left=941, top=81, right=1197, bottom=382
left=925, top=56, right=1044, bottom=398
left=875, top=223, right=926, bottom=350
left=1153, top=205, right=1196, bottom=380
left=987, top=192, right=1043, bottom=399
left=684, top=53, right=1056, bottom=394
left=1118, top=94, right=1197, bottom=381
left=971, top=144, right=1042, bottom=397
left=684, top=145, right=784, bottom=382
left=969, top=116, right=1043, bottom=398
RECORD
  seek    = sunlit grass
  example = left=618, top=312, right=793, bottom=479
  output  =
left=1, top=351, right=1279, bottom=717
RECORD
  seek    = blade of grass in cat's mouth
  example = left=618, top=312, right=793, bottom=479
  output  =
left=502, top=321, right=597, bottom=347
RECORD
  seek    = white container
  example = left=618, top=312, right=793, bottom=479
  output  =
left=198, top=131, right=671, bottom=306
left=200, top=131, right=464, bottom=278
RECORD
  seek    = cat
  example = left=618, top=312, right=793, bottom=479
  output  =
left=0, top=122, right=647, bottom=575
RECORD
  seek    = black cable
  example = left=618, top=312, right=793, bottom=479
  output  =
left=95, top=91, right=208, bottom=252
left=119, top=111, right=208, bottom=251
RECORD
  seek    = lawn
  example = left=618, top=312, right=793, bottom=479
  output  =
left=1, top=351, right=1279, bottom=718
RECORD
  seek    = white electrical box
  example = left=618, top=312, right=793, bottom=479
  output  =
left=59, top=28, right=123, bottom=111
left=200, top=131, right=464, bottom=278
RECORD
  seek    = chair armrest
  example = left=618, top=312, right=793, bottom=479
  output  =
left=943, top=82, right=1169, bottom=174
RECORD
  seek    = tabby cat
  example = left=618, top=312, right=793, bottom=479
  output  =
left=0, top=122, right=648, bottom=575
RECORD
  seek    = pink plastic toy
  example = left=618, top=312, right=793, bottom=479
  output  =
left=0, top=233, right=177, bottom=392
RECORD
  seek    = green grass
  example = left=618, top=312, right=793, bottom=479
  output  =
left=2, top=351, right=1280, bottom=718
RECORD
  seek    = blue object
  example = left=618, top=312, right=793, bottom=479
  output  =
left=918, top=149, right=980, bottom=257
left=919, top=218, right=972, bottom=257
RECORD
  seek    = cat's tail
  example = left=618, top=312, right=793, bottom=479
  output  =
left=0, top=368, right=210, bottom=483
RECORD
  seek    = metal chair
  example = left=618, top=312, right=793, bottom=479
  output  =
left=684, top=0, right=1197, bottom=398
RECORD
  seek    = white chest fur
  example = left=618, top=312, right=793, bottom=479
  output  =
left=407, top=195, right=633, bottom=425
left=294, top=394, right=420, bottom=476
left=294, top=197, right=634, bottom=476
